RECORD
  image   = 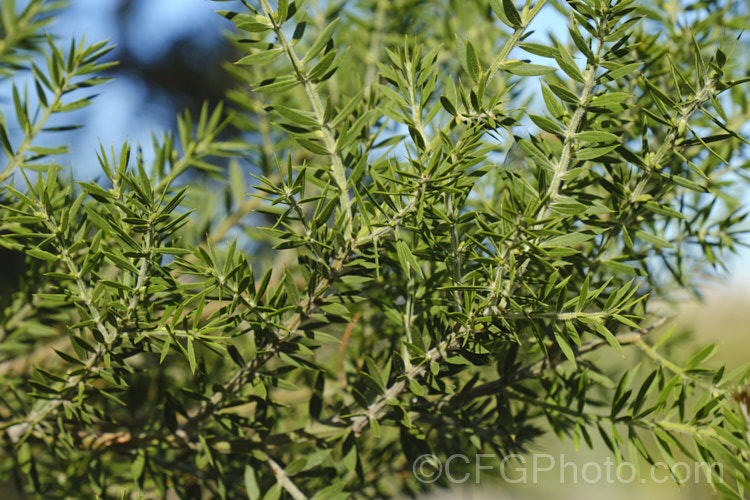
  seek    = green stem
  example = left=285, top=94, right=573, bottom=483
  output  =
left=1, top=68, right=75, bottom=183
left=494, top=27, right=605, bottom=310
left=487, top=0, right=549, bottom=81
left=636, top=338, right=724, bottom=396
left=258, top=0, right=353, bottom=239
left=0, top=1, right=43, bottom=60
left=505, top=388, right=610, bottom=423
left=540, top=47, right=600, bottom=220
left=347, top=3, right=553, bottom=437
left=594, top=74, right=721, bottom=263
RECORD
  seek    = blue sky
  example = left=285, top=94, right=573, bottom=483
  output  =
left=44, top=0, right=234, bottom=179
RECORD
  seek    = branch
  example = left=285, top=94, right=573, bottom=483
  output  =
left=351, top=327, right=462, bottom=435
left=258, top=0, right=354, bottom=239
left=492, top=31, right=605, bottom=306
left=454, top=316, right=669, bottom=404
left=347, top=1, right=553, bottom=438
left=179, top=248, right=350, bottom=432
left=267, top=457, right=308, bottom=500
left=179, top=146, right=432, bottom=430
left=1, top=39, right=113, bottom=183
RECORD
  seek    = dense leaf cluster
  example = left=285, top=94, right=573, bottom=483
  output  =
left=2, top=0, right=750, bottom=498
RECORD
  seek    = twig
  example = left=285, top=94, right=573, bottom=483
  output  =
left=338, top=312, right=361, bottom=388
left=734, top=387, right=750, bottom=445
left=350, top=330, right=460, bottom=436
left=267, top=457, right=308, bottom=500
left=454, top=316, right=669, bottom=404
left=347, top=2, right=558, bottom=437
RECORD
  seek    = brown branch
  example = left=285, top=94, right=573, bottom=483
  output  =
left=338, top=312, right=361, bottom=388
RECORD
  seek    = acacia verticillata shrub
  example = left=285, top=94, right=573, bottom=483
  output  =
left=2, top=0, right=750, bottom=498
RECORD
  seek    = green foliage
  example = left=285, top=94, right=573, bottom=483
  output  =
left=2, top=0, right=750, bottom=498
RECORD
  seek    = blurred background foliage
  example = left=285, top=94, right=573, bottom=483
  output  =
left=2, top=0, right=750, bottom=498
